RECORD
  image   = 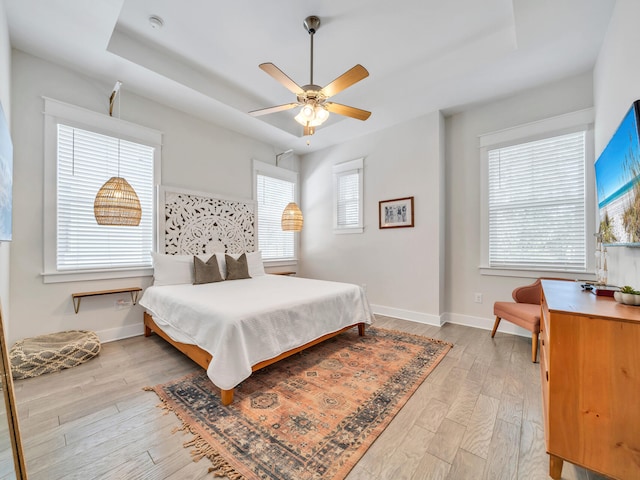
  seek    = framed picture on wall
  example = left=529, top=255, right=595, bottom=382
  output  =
left=379, top=196, right=414, bottom=229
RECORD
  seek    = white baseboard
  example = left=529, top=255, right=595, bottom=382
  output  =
left=371, top=304, right=531, bottom=338
left=371, top=304, right=444, bottom=326
left=96, top=309, right=530, bottom=344
left=443, top=312, right=530, bottom=338
left=96, top=322, right=145, bottom=343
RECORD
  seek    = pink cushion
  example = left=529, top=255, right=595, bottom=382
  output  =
left=493, top=302, right=540, bottom=333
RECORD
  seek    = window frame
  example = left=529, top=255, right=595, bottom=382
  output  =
left=479, top=108, right=597, bottom=278
left=43, top=97, right=161, bottom=283
left=333, top=157, right=364, bottom=234
left=252, top=159, right=299, bottom=266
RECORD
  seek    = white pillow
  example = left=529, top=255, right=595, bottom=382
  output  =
left=224, top=251, right=265, bottom=278
left=152, top=252, right=210, bottom=286
left=246, top=251, right=266, bottom=276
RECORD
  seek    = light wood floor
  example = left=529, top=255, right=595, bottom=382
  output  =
left=10, top=316, right=609, bottom=480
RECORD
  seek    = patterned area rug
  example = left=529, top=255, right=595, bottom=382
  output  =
left=146, top=326, right=452, bottom=480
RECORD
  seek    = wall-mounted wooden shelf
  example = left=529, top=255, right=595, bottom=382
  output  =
left=71, top=287, right=142, bottom=314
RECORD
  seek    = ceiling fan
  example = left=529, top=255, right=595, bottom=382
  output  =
left=249, top=16, right=371, bottom=136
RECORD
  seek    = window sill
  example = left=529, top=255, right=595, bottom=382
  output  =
left=263, top=259, right=298, bottom=268
left=334, top=227, right=364, bottom=235
left=479, top=266, right=597, bottom=281
left=42, top=267, right=153, bottom=284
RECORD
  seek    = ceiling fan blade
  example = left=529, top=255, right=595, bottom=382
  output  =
left=259, top=63, right=304, bottom=95
left=249, top=103, right=299, bottom=117
left=325, top=102, right=371, bottom=121
left=303, top=125, right=315, bottom=136
left=321, top=64, right=369, bottom=98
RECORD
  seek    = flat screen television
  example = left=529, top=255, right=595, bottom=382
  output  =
left=594, top=100, right=640, bottom=246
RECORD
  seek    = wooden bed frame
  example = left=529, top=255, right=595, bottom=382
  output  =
left=144, top=311, right=366, bottom=405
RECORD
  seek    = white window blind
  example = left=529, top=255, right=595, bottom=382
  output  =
left=57, top=124, right=154, bottom=270
left=333, top=158, right=364, bottom=233
left=336, top=171, right=360, bottom=227
left=256, top=173, right=295, bottom=260
left=488, top=131, right=587, bottom=271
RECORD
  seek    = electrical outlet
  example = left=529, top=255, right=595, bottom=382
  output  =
left=115, top=299, right=132, bottom=309
left=474, top=293, right=483, bottom=304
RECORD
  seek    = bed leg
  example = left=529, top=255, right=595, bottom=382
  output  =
left=221, top=389, right=234, bottom=406
left=358, top=323, right=366, bottom=336
left=143, top=312, right=153, bottom=337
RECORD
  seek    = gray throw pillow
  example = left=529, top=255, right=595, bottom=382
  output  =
left=193, top=254, right=224, bottom=284
left=225, top=253, right=251, bottom=280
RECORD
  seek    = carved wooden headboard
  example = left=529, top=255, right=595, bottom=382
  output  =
left=157, top=186, right=256, bottom=255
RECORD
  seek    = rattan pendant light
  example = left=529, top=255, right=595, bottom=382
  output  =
left=94, top=175, right=142, bottom=226
left=94, top=82, right=142, bottom=226
left=281, top=202, right=303, bottom=231
left=274, top=150, right=303, bottom=232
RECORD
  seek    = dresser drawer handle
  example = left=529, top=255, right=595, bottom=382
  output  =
left=546, top=370, right=549, bottom=382
left=542, top=339, right=545, bottom=347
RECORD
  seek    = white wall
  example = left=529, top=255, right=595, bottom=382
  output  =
left=445, top=72, right=594, bottom=333
left=0, top=0, right=11, bottom=338
left=299, top=112, right=445, bottom=325
left=593, top=0, right=640, bottom=289
left=8, top=50, right=288, bottom=346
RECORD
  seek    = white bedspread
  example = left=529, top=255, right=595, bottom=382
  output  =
left=139, top=275, right=374, bottom=390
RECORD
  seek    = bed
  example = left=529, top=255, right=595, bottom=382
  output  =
left=139, top=187, right=374, bottom=405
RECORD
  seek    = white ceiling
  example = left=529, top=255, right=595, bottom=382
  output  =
left=5, top=0, right=615, bottom=153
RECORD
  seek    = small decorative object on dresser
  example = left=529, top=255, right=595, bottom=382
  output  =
left=613, top=285, right=640, bottom=305
left=379, top=196, right=414, bottom=229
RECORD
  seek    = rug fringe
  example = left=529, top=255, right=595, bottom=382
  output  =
left=143, top=386, right=246, bottom=479
left=182, top=425, right=245, bottom=478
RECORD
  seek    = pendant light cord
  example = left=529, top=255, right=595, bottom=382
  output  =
left=117, top=87, right=121, bottom=178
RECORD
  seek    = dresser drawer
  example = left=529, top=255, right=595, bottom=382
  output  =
left=539, top=339, right=550, bottom=445
left=540, top=319, right=549, bottom=369
left=541, top=295, right=551, bottom=343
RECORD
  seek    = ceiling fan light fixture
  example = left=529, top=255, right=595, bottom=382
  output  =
left=294, top=103, right=329, bottom=127
left=295, top=103, right=316, bottom=124
left=314, top=105, right=329, bottom=123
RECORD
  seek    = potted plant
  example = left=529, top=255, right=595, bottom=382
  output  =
left=614, top=285, right=640, bottom=305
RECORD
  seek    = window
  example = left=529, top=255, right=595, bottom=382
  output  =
left=43, top=98, right=161, bottom=283
left=333, top=158, right=364, bottom=234
left=253, top=160, right=298, bottom=262
left=480, top=109, right=595, bottom=275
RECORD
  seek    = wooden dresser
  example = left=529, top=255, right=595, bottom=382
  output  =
left=540, top=280, right=640, bottom=480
